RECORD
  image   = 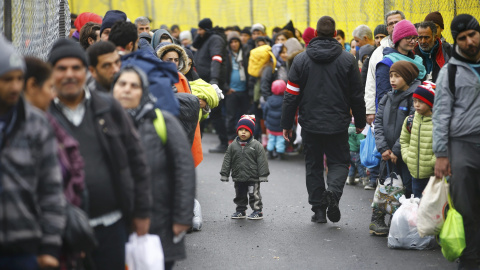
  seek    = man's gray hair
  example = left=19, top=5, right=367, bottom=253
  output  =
left=385, top=10, right=406, bottom=25
left=134, top=16, right=150, bottom=26
left=353, top=25, right=373, bottom=40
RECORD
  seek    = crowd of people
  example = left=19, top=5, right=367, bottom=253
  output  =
left=0, top=5, right=479, bottom=270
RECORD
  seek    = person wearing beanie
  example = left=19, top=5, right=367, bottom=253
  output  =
left=375, top=19, right=426, bottom=112
left=71, top=12, right=103, bottom=41
left=374, top=24, right=388, bottom=47
left=400, top=83, right=435, bottom=198
left=225, top=31, right=250, bottom=142
left=424, top=11, right=444, bottom=40
left=240, top=27, right=252, bottom=46
left=100, top=10, right=127, bottom=41
left=179, top=30, right=193, bottom=48
left=192, top=18, right=229, bottom=153
left=48, top=37, right=152, bottom=270
left=302, top=27, right=315, bottom=47
left=0, top=35, right=66, bottom=269
left=220, top=114, right=270, bottom=220
left=433, top=14, right=480, bottom=269
left=369, top=60, right=420, bottom=236
left=263, top=80, right=287, bottom=159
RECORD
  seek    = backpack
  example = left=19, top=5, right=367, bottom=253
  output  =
left=248, top=45, right=276, bottom=77
left=153, top=108, right=167, bottom=144
left=406, top=114, right=414, bottom=133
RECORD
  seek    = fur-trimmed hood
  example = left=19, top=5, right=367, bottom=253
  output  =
left=156, top=43, right=189, bottom=74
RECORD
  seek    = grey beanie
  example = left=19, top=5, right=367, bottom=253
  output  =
left=0, top=35, right=25, bottom=77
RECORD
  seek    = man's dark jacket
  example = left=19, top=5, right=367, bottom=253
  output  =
left=281, top=37, right=366, bottom=134
left=49, top=90, right=152, bottom=221
left=193, top=32, right=228, bottom=92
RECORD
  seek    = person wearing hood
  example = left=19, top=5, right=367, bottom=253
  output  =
left=151, top=29, right=175, bottom=49
left=284, top=37, right=304, bottom=69
left=112, top=66, right=196, bottom=270
left=179, top=30, right=193, bottom=50
left=281, top=16, right=365, bottom=225
left=260, top=43, right=288, bottom=101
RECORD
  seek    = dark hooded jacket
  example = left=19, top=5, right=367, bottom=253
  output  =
left=151, top=29, right=175, bottom=50
left=281, top=37, right=366, bottom=134
left=113, top=66, right=196, bottom=262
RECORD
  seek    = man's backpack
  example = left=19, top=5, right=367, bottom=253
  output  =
left=248, top=45, right=276, bottom=77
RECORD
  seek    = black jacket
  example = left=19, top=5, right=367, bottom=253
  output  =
left=50, top=91, right=152, bottom=222
left=281, top=37, right=366, bottom=134
left=193, top=33, right=228, bottom=92
left=135, top=109, right=195, bottom=262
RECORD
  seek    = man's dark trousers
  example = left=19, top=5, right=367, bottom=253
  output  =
left=226, top=91, right=250, bottom=140
left=302, top=130, right=350, bottom=212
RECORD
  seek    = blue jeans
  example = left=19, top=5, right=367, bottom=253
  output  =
left=0, top=254, right=38, bottom=270
left=267, top=134, right=285, bottom=153
left=369, top=164, right=379, bottom=185
left=348, top=151, right=366, bottom=178
left=412, top=177, right=430, bottom=198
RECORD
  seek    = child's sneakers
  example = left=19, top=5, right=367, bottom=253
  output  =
left=247, top=210, right=263, bottom=220
left=231, top=211, right=246, bottom=219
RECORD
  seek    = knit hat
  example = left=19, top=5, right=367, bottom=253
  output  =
left=179, top=30, right=192, bottom=42
left=0, top=35, right=25, bottom=77
left=236, top=115, right=256, bottom=135
left=283, top=20, right=295, bottom=36
left=450, top=14, right=480, bottom=42
left=74, top=12, right=102, bottom=31
left=389, top=60, right=419, bottom=85
left=425, top=11, right=444, bottom=29
left=271, top=80, right=286, bottom=96
left=251, top=23, right=265, bottom=33
left=359, top=44, right=375, bottom=61
left=413, top=83, right=435, bottom=108
left=392, top=20, right=418, bottom=44
left=198, top=18, right=213, bottom=30
left=48, top=38, right=88, bottom=67
left=100, top=10, right=127, bottom=36
left=302, top=27, right=315, bottom=47
left=227, top=31, right=241, bottom=44
left=374, top=24, right=388, bottom=37
left=241, top=27, right=251, bottom=36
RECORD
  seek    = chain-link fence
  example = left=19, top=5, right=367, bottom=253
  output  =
left=1, top=0, right=70, bottom=60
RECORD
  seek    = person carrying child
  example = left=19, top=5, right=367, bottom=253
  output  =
left=369, top=60, right=420, bottom=236
left=263, top=80, right=287, bottom=160
left=400, top=83, right=436, bottom=198
left=220, top=115, right=270, bottom=220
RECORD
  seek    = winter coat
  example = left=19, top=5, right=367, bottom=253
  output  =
left=281, top=37, right=366, bottom=134
left=400, top=112, right=435, bottom=179
left=348, top=123, right=365, bottom=152
left=375, top=47, right=426, bottom=111
left=50, top=90, right=152, bottom=222
left=0, top=98, right=65, bottom=257
left=226, top=48, right=249, bottom=90
left=414, top=38, right=451, bottom=83
left=189, top=78, right=220, bottom=121
left=374, top=80, right=420, bottom=157
left=433, top=49, right=480, bottom=158
left=193, top=32, right=228, bottom=92
left=220, top=138, right=269, bottom=182
left=260, top=64, right=287, bottom=99
left=263, top=94, right=284, bottom=132
left=135, top=109, right=195, bottom=262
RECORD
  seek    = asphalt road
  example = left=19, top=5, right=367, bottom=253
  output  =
left=176, top=133, right=457, bottom=270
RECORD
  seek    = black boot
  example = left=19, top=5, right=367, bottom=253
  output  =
left=267, top=151, right=275, bottom=160
left=369, top=208, right=389, bottom=236
left=311, top=208, right=327, bottom=223
left=278, top=153, right=285, bottom=160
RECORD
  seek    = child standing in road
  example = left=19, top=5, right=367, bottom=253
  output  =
left=400, top=83, right=436, bottom=198
left=263, top=80, right=287, bottom=160
left=220, top=115, right=270, bottom=220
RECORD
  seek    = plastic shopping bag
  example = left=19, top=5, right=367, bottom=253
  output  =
left=388, top=195, right=437, bottom=250
left=438, top=190, right=466, bottom=262
left=360, top=125, right=381, bottom=168
left=125, top=233, right=164, bottom=270
left=372, top=161, right=405, bottom=215
left=417, top=177, right=449, bottom=237
left=192, top=199, right=203, bottom=231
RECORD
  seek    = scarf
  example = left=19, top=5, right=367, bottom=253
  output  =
left=385, top=52, right=427, bottom=79
left=232, top=49, right=246, bottom=81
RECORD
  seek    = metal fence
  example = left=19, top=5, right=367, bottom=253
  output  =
left=1, top=0, right=71, bottom=60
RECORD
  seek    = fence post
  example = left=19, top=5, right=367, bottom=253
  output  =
left=453, top=0, right=457, bottom=17
left=59, top=0, right=66, bottom=38
left=250, top=0, right=254, bottom=26
left=383, top=0, right=393, bottom=21
left=4, top=0, right=12, bottom=41
left=306, top=0, right=310, bottom=27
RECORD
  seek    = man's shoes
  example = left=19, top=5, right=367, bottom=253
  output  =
left=231, top=211, right=246, bottom=219
left=209, top=144, right=228, bottom=153
left=346, top=176, right=356, bottom=185
left=325, top=190, right=341, bottom=223
left=311, top=209, right=327, bottom=223
left=364, top=181, right=377, bottom=190
left=247, top=210, right=263, bottom=220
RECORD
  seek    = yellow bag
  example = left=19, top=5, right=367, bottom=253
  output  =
left=248, top=45, right=276, bottom=77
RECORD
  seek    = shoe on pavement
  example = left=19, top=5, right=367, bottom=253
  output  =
left=325, top=190, right=341, bottom=223
left=346, top=176, right=356, bottom=185
left=311, top=209, right=327, bottom=223
left=247, top=210, right=263, bottom=220
left=369, top=209, right=389, bottom=236
left=361, top=177, right=369, bottom=186
left=231, top=211, right=246, bottom=219
left=267, top=151, right=275, bottom=160
left=209, top=144, right=228, bottom=153
left=364, top=182, right=377, bottom=190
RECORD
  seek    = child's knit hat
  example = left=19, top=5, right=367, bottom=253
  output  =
left=236, top=115, right=256, bottom=135
left=389, top=60, right=419, bottom=85
left=271, top=80, right=286, bottom=95
left=392, top=20, right=418, bottom=44
left=413, top=82, right=436, bottom=108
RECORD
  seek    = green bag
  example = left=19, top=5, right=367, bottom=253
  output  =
left=438, top=189, right=466, bottom=262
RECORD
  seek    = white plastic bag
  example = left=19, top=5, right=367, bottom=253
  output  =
left=387, top=195, right=437, bottom=250
left=417, top=176, right=449, bottom=237
left=192, top=199, right=203, bottom=231
left=293, top=123, right=302, bottom=145
left=125, top=233, right=164, bottom=270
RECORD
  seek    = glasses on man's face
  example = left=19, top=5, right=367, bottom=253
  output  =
left=404, top=36, right=419, bottom=43
left=387, top=21, right=400, bottom=27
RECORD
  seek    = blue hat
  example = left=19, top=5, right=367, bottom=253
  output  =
left=100, top=10, right=127, bottom=36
